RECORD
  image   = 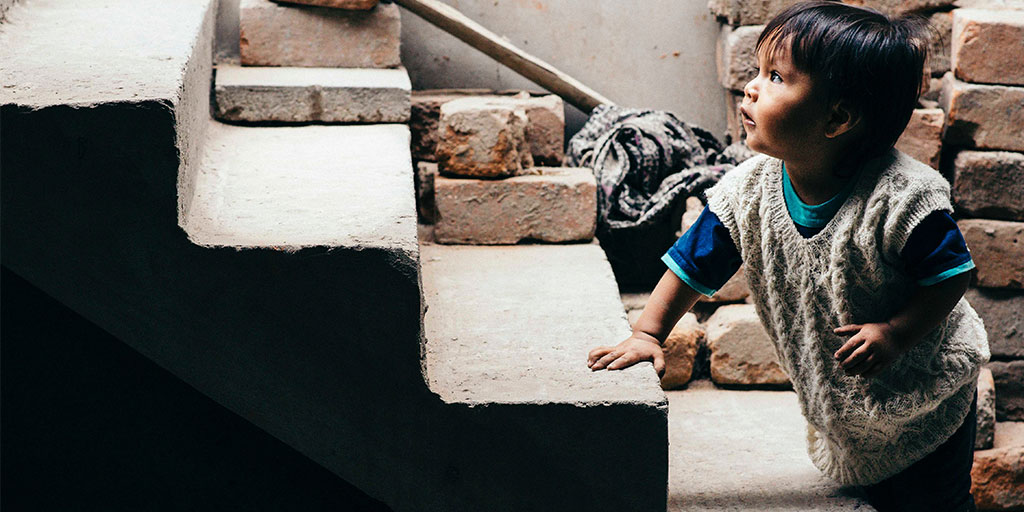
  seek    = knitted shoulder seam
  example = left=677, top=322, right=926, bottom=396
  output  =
left=706, top=154, right=771, bottom=249
left=881, top=154, right=955, bottom=254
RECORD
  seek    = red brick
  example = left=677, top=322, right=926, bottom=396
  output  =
left=709, top=0, right=955, bottom=25
left=953, top=8, right=1024, bottom=86
left=896, top=108, right=944, bottom=169
left=239, top=0, right=400, bottom=68
left=705, top=304, right=790, bottom=387
left=959, top=219, right=1024, bottom=288
left=952, top=150, right=1024, bottom=221
left=717, top=24, right=762, bottom=92
left=433, top=167, right=596, bottom=244
left=941, top=72, right=1024, bottom=151
left=978, top=368, right=996, bottom=450
left=436, top=97, right=532, bottom=178
left=964, top=287, right=1024, bottom=359
left=971, top=422, right=1024, bottom=510
left=629, top=311, right=703, bottom=390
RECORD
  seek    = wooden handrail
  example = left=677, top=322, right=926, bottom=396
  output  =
left=392, top=0, right=614, bottom=113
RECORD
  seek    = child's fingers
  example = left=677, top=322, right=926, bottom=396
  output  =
left=590, top=350, right=622, bottom=371
left=606, top=352, right=638, bottom=370
left=834, top=324, right=862, bottom=335
left=840, top=344, right=870, bottom=370
left=653, top=351, right=666, bottom=378
left=587, top=346, right=613, bottom=366
left=834, top=336, right=863, bottom=361
left=845, top=353, right=875, bottom=375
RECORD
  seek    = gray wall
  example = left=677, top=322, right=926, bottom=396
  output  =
left=215, top=0, right=728, bottom=140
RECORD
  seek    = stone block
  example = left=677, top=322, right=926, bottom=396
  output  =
left=940, top=72, right=1024, bottom=151
left=433, top=167, right=596, bottom=244
left=705, top=304, right=790, bottom=386
left=895, top=108, right=944, bottom=169
left=412, top=90, right=565, bottom=166
left=680, top=196, right=704, bottom=235
left=708, top=0, right=955, bottom=25
left=928, top=10, right=953, bottom=76
left=717, top=24, right=763, bottom=92
left=952, top=150, right=1024, bottom=221
left=978, top=367, right=997, bottom=449
left=953, top=8, right=1024, bottom=86
left=415, top=161, right=438, bottom=223
left=272, top=0, right=377, bottom=9
left=965, top=288, right=1024, bottom=359
left=988, top=361, right=1024, bottom=421
left=725, top=91, right=745, bottom=144
left=971, top=422, right=1024, bottom=510
left=239, top=0, right=401, bottom=68
left=958, top=219, right=1024, bottom=288
left=436, top=97, right=534, bottom=178
left=699, top=266, right=751, bottom=303
left=213, top=65, right=410, bottom=123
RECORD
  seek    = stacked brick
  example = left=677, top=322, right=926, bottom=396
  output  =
left=213, top=0, right=411, bottom=124
left=412, top=91, right=598, bottom=245
left=707, top=2, right=1023, bottom=506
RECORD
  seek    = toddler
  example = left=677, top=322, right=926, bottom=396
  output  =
left=587, top=2, right=990, bottom=511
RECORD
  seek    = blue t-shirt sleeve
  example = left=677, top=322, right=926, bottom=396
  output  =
left=901, top=210, right=975, bottom=286
left=661, top=206, right=743, bottom=296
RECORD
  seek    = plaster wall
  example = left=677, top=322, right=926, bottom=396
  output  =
left=215, top=0, right=728, bottom=140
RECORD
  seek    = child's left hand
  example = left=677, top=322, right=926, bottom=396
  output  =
left=833, top=322, right=909, bottom=378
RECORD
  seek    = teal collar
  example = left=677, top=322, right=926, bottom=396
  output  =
left=782, top=163, right=857, bottom=228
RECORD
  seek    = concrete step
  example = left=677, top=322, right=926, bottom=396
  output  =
left=667, top=380, right=873, bottom=511
left=214, top=65, right=411, bottom=124
left=183, top=121, right=416, bottom=248
left=421, top=242, right=668, bottom=509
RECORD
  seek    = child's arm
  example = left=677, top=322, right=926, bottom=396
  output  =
left=833, top=271, right=971, bottom=378
left=587, top=268, right=703, bottom=376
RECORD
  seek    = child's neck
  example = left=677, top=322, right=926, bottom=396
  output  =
left=782, top=154, right=857, bottom=205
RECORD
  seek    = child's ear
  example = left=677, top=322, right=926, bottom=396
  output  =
left=824, top=100, right=861, bottom=139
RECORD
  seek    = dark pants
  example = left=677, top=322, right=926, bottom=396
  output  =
left=861, top=390, right=978, bottom=512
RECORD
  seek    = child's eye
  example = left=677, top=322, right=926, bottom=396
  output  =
left=770, top=71, right=783, bottom=83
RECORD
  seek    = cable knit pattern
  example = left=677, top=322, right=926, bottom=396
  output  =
left=705, top=149, right=991, bottom=486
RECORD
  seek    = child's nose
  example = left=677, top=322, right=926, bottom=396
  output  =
left=743, top=77, right=758, bottom=100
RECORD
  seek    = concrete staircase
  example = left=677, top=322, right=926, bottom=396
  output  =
left=1, top=1, right=665, bottom=510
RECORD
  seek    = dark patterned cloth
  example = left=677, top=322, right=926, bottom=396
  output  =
left=566, top=104, right=745, bottom=285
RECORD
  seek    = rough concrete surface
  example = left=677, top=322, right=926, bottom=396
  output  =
left=184, top=122, right=416, bottom=250
left=422, top=243, right=666, bottom=406
left=214, top=65, right=411, bottom=123
left=952, top=8, right=1024, bottom=86
left=964, top=287, right=1024, bottom=359
left=717, top=24, right=763, bottom=92
left=951, top=150, right=1024, bottom=221
left=667, top=381, right=872, bottom=511
left=940, top=72, right=1024, bottom=152
left=239, top=0, right=400, bottom=67
left=273, top=0, right=378, bottom=9
left=432, top=167, right=596, bottom=244
left=957, top=219, right=1024, bottom=289
left=0, top=0, right=214, bottom=108
left=895, top=108, right=944, bottom=169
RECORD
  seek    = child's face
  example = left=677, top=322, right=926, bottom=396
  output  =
left=740, top=39, right=832, bottom=162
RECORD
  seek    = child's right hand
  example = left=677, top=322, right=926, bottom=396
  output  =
left=587, top=333, right=666, bottom=377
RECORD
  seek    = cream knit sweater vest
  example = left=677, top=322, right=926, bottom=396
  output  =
left=705, top=149, right=990, bottom=486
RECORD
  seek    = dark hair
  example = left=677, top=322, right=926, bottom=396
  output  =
left=756, top=1, right=929, bottom=161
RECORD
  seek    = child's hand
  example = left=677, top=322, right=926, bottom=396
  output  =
left=587, top=333, right=666, bottom=377
left=833, top=322, right=909, bottom=378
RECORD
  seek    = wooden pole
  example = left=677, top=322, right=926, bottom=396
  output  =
left=391, top=0, right=614, bottom=113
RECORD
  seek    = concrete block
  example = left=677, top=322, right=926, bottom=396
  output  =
left=971, top=421, right=1024, bottom=510
left=412, top=90, right=565, bottom=166
left=433, top=167, right=596, bottom=244
left=705, top=304, right=790, bottom=387
left=239, top=0, right=401, bottom=68
left=895, top=108, right=944, bottom=169
left=708, top=0, right=954, bottom=25
left=940, top=72, right=1024, bottom=151
left=979, top=367, right=997, bottom=449
left=953, top=8, right=1024, bottom=86
left=965, top=288, right=1024, bottom=359
left=214, top=65, right=410, bottom=123
left=717, top=24, right=763, bottom=92
left=952, top=150, right=1024, bottom=221
left=988, top=361, right=1024, bottom=421
left=273, top=0, right=378, bottom=9
left=436, top=97, right=533, bottom=178
left=958, top=219, right=1024, bottom=289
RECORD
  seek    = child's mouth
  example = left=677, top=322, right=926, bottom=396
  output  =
left=740, top=106, right=755, bottom=127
